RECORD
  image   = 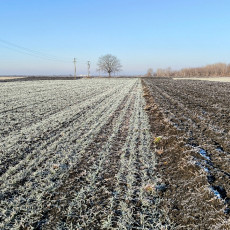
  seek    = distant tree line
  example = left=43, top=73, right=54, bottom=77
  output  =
left=146, top=63, right=230, bottom=77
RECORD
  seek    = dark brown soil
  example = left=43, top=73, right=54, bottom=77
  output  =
left=142, top=78, right=230, bottom=229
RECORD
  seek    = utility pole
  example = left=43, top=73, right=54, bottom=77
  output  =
left=87, top=61, right=90, bottom=78
left=73, top=58, right=77, bottom=79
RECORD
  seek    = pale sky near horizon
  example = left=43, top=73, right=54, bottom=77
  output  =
left=0, top=0, right=230, bottom=75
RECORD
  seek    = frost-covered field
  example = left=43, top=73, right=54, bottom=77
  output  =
left=0, top=77, right=26, bottom=80
left=0, top=79, right=168, bottom=229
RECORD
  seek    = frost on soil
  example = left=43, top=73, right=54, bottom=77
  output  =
left=0, top=79, right=170, bottom=229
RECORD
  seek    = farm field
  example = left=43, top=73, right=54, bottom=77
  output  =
left=143, top=78, right=230, bottom=229
left=0, top=79, right=169, bottom=229
left=0, top=77, right=26, bottom=80
left=173, top=77, right=230, bottom=82
left=1, top=77, right=230, bottom=229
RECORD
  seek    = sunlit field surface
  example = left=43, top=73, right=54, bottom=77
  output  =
left=0, top=77, right=26, bottom=80
left=174, top=77, right=230, bottom=82
left=143, top=77, right=230, bottom=229
left=1, top=78, right=229, bottom=229
left=0, top=79, right=169, bottom=229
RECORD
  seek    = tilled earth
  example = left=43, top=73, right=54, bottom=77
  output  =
left=142, top=78, right=230, bottom=229
left=0, top=79, right=171, bottom=229
left=1, top=78, right=230, bottom=229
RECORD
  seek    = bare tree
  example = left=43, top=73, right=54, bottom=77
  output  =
left=176, top=62, right=229, bottom=77
left=97, top=54, right=122, bottom=77
left=146, top=68, right=154, bottom=77
left=154, top=62, right=230, bottom=77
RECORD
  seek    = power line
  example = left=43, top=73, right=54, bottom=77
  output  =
left=1, top=43, right=66, bottom=62
left=0, top=38, right=69, bottom=62
left=0, top=38, right=93, bottom=74
left=0, top=38, right=71, bottom=63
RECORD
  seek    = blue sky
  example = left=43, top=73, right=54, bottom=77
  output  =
left=0, top=0, right=230, bottom=75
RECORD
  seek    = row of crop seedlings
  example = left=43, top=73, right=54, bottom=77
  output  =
left=0, top=79, right=100, bottom=106
left=56, top=85, right=136, bottom=229
left=0, top=81, right=89, bottom=134
left=98, top=82, right=140, bottom=229
left=0, top=80, right=135, bottom=177
left=0, top=80, right=130, bottom=136
left=116, top=83, right=147, bottom=229
left=0, top=79, right=132, bottom=109
left=0, top=80, right=118, bottom=136
left=0, top=80, right=132, bottom=123
left=0, top=80, right=129, bottom=226
left=0, top=81, right=71, bottom=111
left=1, top=79, right=135, bottom=192
left=0, top=79, right=138, bottom=229
left=101, top=82, right=169, bottom=229
left=0, top=85, right=115, bottom=176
